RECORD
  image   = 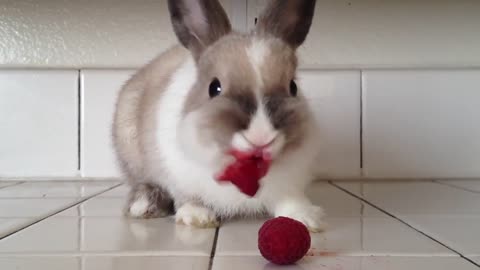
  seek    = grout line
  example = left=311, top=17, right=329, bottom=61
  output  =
left=77, top=70, right=82, bottom=172
left=76, top=208, right=82, bottom=255
left=77, top=256, right=83, bottom=270
left=359, top=70, right=364, bottom=172
left=0, top=183, right=122, bottom=241
left=0, top=252, right=462, bottom=258
left=433, top=180, right=480, bottom=194
left=0, top=253, right=212, bottom=257
left=329, top=182, right=480, bottom=268
left=359, top=183, right=365, bottom=250
left=208, top=227, right=220, bottom=270
left=209, top=252, right=458, bottom=257
left=0, top=196, right=119, bottom=200
left=0, top=181, right=24, bottom=190
left=76, top=216, right=85, bottom=270
left=245, top=0, right=250, bottom=30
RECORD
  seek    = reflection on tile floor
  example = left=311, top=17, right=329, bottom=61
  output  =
left=0, top=181, right=118, bottom=198
left=0, top=180, right=479, bottom=269
left=335, top=180, right=480, bottom=267
left=0, top=182, right=23, bottom=189
left=212, top=256, right=479, bottom=270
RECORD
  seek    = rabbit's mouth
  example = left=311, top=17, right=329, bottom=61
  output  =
left=230, top=129, right=286, bottom=162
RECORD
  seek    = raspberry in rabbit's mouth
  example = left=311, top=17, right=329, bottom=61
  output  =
left=215, top=149, right=272, bottom=197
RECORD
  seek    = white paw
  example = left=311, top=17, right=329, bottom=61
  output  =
left=128, top=196, right=149, bottom=218
left=126, top=195, right=169, bottom=219
left=175, top=203, right=219, bottom=228
left=277, top=205, right=327, bottom=233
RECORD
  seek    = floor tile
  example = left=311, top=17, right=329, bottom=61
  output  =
left=0, top=182, right=22, bottom=189
left=80, top=182, right=121, bottom=197
left=81, top=217, right=215, bottom=255
left=399, top=215, right=480, bottom=256
left=56, top=206, right=81, bottom=217
left=0, top=217, right=79, bottom=253
left=83, top=256, right=209, bottom=270
left=436, top=180, right=480, bottom=193
left=79, top=182, right=360, bottom=217
left=336, top=181, right=480, bottom=215
left=0, top=215, right=215, bottom=255
left=0, top=218, right=31, bottom=238
left=306, top=182, right=362, bottom=217
left=335, top=181, right=480, bottom=262
left=97, top=184, right=129, bottom=198
left=0, top=181, right=117, bottom=198
left=212, top=256, right=478, bottom=270
left=79, top=197, right=125, bottom=216
left=333, top=181, right=363, bottom=195
left=216, top=207, right=452, bottom=256
left=0, top=198, right=77, bottom=217
left=0, top=257, right=79, bottom=270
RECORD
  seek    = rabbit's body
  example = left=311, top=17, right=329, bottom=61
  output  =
left=113, top=0, right=325, bottom=231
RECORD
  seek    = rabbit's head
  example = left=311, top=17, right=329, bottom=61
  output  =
left=168, top=0, right=317, bottom=168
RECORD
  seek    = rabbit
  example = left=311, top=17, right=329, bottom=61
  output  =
left=112, top=0, right=326, bottom=232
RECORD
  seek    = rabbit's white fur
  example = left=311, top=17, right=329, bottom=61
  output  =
left=113, top=0, right=325, bottom=231
left=137, top=52, right=324, bottom=230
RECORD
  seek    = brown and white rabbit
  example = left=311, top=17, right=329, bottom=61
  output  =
left=112, top=0, right=325, bottom=232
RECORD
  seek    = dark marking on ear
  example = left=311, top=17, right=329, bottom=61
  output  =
left=168, top=0, right=232, bottom=59
left=255, top=0, right=317, bottom=48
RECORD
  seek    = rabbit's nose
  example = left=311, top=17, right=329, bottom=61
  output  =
left=241, top=133, right=277, bottom=150
left=230, top=130, right=279, bottom=154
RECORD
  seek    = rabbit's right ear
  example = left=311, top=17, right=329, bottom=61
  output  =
left=168, top=0, right=232, bottom=59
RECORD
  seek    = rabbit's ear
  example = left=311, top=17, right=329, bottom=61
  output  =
left=168, top=0, right=232, bottom=58
left=255, top=0, right=317, bottom=49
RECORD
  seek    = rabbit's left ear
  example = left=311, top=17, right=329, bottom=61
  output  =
left=255, top=0, right=317, bottom=49
left=168, top=0, right=232, bottom=59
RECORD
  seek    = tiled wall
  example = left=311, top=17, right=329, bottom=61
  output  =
left=0, top=0, right=245, bottom=68
left=80, top=70, right=362, bottom=179
left=2, top=0, right=480, bottom=68
left=0, top=70, right=79, bottom=177
left=2, top=68, right=480, bottom=179
left=362, top=70, right=480, bottom=178
left=1, top=0, right=480, bottom=179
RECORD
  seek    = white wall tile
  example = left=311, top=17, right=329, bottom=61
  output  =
left=299, top=70, right=361, bottom=178
left=81, top=70, right=135, bottom=178
left=4, top=1, right=480, bottom=69
left=0, top=70, right=78, bottom=177
left=248, top=0, right=480, bottom=69
left=0, top=0, right=245, bottom=68
left=363, top=70, right=480, bottom=178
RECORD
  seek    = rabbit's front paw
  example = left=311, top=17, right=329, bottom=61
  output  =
left=276, top=204, right=327, bottom=233
left=175, top=203, right=219, bottom=228
left=125, top=183, right=173, bottom=219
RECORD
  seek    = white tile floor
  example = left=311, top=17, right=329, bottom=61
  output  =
left=0, top=180, right=479, bottom=269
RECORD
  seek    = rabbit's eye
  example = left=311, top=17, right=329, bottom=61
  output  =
left=209, top=78, right=222, bottom=98
left=289, top=80, right=298, bottom=97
